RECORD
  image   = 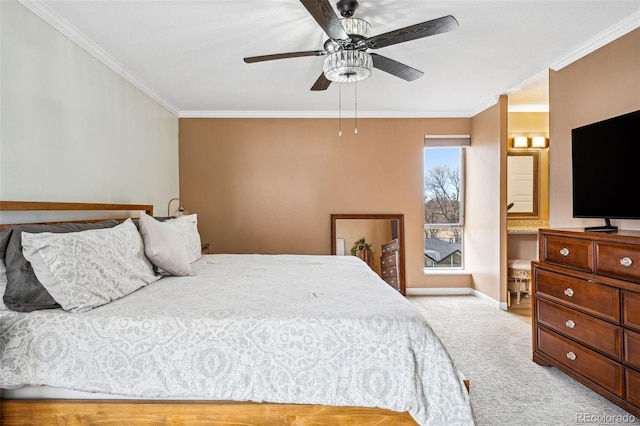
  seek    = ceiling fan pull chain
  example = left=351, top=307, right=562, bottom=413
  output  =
left=354, top=81, right=358, bottom=134
left=338, top=83, right=342, bottom=136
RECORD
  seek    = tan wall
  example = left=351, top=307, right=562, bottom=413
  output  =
left=422, top=273, right=472, bottom=289
left=508, top=112, right=549, bottom=135
left=179, top=117, right=471, bottom=288
left=466, top=96, right=508, bottom=302
left=549, top=28, right=640, bottom=229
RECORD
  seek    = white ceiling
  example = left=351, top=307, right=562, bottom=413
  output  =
left=21, top=0, right=640, bottom=117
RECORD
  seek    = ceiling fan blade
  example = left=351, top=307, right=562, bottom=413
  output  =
left=311, top=73, right=332, bottom=91
left=244, top=50, right=326, bottom=63
left=300, top=0, right=348, bottom=40
left=370, top=53, right=424, bottom=81
left=365, top=15, right=459, bottom=49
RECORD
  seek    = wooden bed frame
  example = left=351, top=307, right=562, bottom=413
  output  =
left=0, top=201, right=153, bottom=232
left=0, top=201, right=468, bottom=426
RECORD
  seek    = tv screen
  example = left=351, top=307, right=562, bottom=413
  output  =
left=572, top=109, right=640, bottom=226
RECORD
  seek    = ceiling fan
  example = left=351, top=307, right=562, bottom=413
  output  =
left=243, top=0, right=459, bottom=91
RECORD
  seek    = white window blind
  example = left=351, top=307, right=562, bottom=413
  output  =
left=424, top=135, right=471, bottom=148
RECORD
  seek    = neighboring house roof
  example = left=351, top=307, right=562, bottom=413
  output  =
left=424, top=238, right=462, bottom=262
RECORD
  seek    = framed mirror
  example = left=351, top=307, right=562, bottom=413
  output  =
left=331, top=214, right=405, bottom=295
left=507, top=151, right=539, bottom=218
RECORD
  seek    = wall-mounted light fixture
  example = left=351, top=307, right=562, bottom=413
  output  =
left=167, top=198, right=187, bottom=217
left=513, top=136, right=529, bottom=148
left=531, top=136, right=548, bottom=148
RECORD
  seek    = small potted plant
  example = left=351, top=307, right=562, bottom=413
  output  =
left=351, top=237, right=374, bottom=267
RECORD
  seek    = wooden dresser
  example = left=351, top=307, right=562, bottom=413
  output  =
left=533, top=228, right=640, bottom=417
left=380, top=239, right=402, bottom=293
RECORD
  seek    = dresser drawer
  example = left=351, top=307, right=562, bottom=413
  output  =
left=380, top=253, right=397, bottom=268
left=537, top=327, right=623, bottom=397
left=381, top=266, right=398, bottom=279
left=596, top=242, right=640, bottom=282
left=542, top=235, right=593, bottom=272
left=626, top=368, right=640, bottom=408
left=623, top=291, right=640, bottom=332
left=535, top=267, right=620, bottom=323
left=624, top=329, right=640, bottom=370
left=381, top=239, right=399, bottom=254
left=537, top=299, right=621, bottom=359
left=383, top=276, right=400, bottom=291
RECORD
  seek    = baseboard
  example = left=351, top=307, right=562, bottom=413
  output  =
left=470, top=289, right=501, bottom=309
left=406, top=287, right=504, bottom=310
left=406, top=287, right=472, bottom=296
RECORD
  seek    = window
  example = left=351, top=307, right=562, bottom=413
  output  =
left=424, top=144, right=466, bottom=269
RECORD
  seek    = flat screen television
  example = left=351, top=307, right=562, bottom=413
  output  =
left=572, top=109, right=640, bottom=232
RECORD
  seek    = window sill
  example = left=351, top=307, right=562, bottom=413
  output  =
left=423, top=269, right=470, bottom=275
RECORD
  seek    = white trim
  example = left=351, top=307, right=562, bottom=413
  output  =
left=423, top=269, right=470, bottom=275
left=406, top=287, right=471, bottom=296
left=470, top=289, right=501, bottom=309
left=550, top=10, right=640, bottom=71
left=18, top=0, right=180, bottom=117
left=407, top=288, right=506, bottom=311
left=424, top=135, right=471, bottom=147
left=178, top=109, right=482, bottom=119
left=468, top=96, right=500, bottom=117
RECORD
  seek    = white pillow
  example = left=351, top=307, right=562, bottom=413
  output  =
left=0, top=259, right=7, bottom=310
left=138, top=211, right=192, bottom=276
left=21, top=219, right=160, bottom=313
left=164, top=214, right=202, bottom=263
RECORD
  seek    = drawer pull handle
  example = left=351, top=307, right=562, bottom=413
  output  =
left=620, top=257, right=633, bottom=267
left=564, top=288, right=574, bottom=297
left=560, top=248, right=570, bottom=256
left=565, top=319, right=575, bottom=329
left=566, top=351, right=576, bottom=361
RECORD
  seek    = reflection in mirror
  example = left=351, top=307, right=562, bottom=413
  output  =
left=507, top=151, right=539, bottom=217
left=331, top=214, right=405, bottom=295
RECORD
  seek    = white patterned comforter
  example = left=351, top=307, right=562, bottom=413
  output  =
left=0, top=254, right=474, bottom=425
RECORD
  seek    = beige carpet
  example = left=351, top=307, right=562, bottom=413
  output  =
left=408, top=295, right=636, bottom=426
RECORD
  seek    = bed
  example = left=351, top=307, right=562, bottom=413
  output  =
left=0, top=201, right=474, bottom=425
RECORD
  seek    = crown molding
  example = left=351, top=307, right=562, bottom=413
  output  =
left=178, top=109, right=478, bottom=119
left=550, top=9, right=640, bottom=70
left=18, top=0, right=180, bottom=117
left=179, top=95, right=500, bottom=118
left=467, top=96, right=500, bottom=117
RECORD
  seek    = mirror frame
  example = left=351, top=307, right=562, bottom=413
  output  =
left=331, top=213, right=406, bottom=295
left=507, top=151, right=539, bottom=218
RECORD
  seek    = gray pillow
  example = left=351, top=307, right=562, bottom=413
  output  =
left=0, top=220, right=119, bottom=312
left=22, top=219, right=160, bottom=313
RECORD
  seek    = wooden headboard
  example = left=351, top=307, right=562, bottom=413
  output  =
left=0, top=201, right=153, bottom=231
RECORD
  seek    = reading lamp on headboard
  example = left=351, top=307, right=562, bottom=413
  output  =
left=167, top=198, right=187, bottom=218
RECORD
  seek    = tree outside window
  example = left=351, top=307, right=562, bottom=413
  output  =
left=424, top=147, right=464, bottom=268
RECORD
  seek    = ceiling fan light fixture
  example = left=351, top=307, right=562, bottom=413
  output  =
left=323, top=50, right=372, bottom=83
left=339, top=18, right=371, bottom=39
